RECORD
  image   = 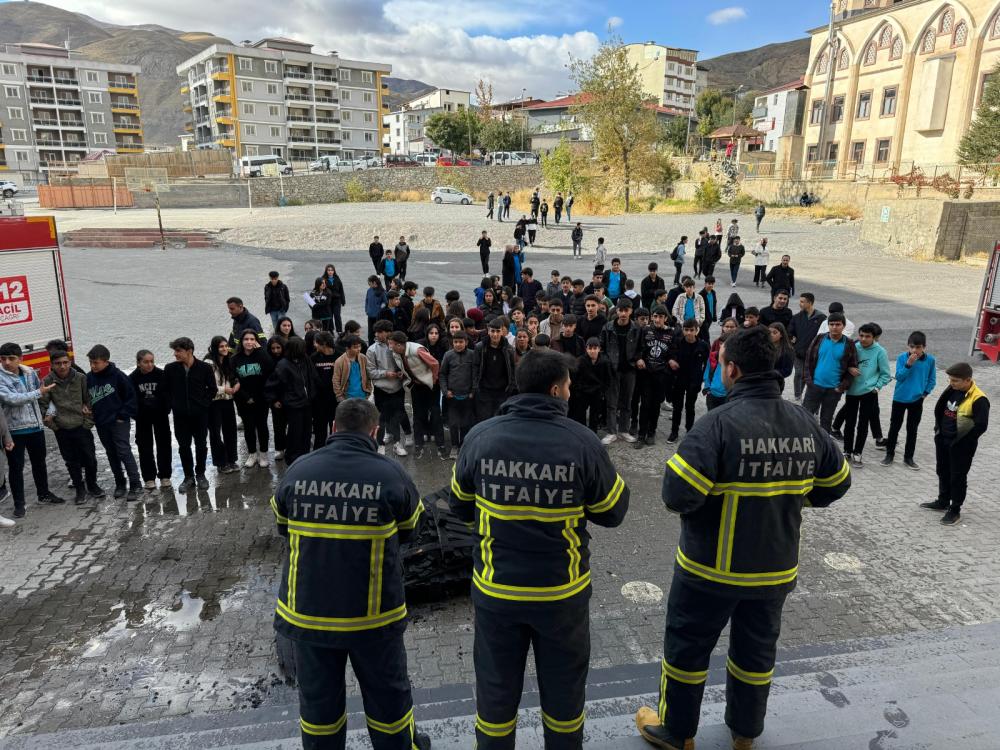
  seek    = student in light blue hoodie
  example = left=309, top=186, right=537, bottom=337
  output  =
left=842, top=323, right=891, bottom=466
left=881, top=330, right=936, bottom=469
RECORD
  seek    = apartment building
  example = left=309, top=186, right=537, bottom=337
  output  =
left=177, top=38, right=390, bottom=163
left=751, top=78, right=809, bottom=152
left=803, top=0, right=1000, bottom=172
left=0, top=42, right=142, bottom=178
left=381, top=88, right=471, bottom=154
left=622, top=42, right=700, bottom=113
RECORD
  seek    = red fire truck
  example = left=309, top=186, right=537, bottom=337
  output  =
left=0, top=216, right=73, bottom=377
left=970, top=241, right=1000, bottom=363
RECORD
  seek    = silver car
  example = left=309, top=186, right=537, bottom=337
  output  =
left=0, top=181, right=18, bottom=199
left=431, top=186, right=472, bottom=205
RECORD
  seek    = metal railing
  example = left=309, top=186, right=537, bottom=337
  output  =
left=27, top=75, right=53, bottom=83
left=733, top=158, right=1000, bottom=187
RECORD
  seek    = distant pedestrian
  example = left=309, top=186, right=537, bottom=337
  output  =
left=539, top=198, right=549, bottom=227
left=502, top=192, right=511, bottom=219
left=378, top=248, right=400, bottom=288
left=571, top=222, right=583, bottom=258
left=264, top=271, right=290, bottom=332
left=321, top=264, right=346, bottom=334
left=368, top=235, right=385, bottom=272
left=566, top=192, right=575, bottom=222
left=529, top=190, right=540, bottom=220
left=671, top=235, right=687, bottom=286
left=164, top=337, right=215, bottom=491
left=486, top=191, right=496, bottom=220
left=803, top=313, right=858, bottom=433
left=497, top=192, right=505, bottom=222
left=765, top=254, right=796, bottom=299
left=205, top=336, right=240, bottom=475
left=693, top=228, right=708, bottom=278
left=752, top=238, right=769, bottom=287
left=726, top=218, right=740, bottom=248
left=364, top=276, right=388, bottom=345
left=703, top=235, right=722, bottom=278
left=594, top=237, right=608, bottom=273
left=727, top=235, right=745, bottom=287
left=477, top=230, right=492, bottom=274
left=554, top=192, right=564, bottom=224
left=527, top=216, right=538, bottom=246
left=394, top=236, right=411, bottom=280
left=755, top=202, right=766, bottom=232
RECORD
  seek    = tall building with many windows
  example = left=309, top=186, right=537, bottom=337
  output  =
left=176, top=38, right=390, bottom=162
left=0, top=43, right=142, bottom=178
left=622, top=42, right=700, bottom=113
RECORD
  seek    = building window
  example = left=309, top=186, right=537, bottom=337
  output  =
left=364, top=112, right=374, bottom=123
left=4, top=86, right=20, bottom=98
left=88, top=92, right=102, bottom=104
left=864, top=43, right=877, bottom=66
left=850, top=141, right=865, bottom=163
left=874, top=138, right=891, bottom=162
left=827, top=142, right=839, bottom=161
left=243, top=103, right=255, bottom=115
left=265, top=61, right=278, bottom=74
left=856, top=91, right=872, bottom=119
left=809, top=100, right=823, bottom=125
left=268, top=104, right=280, bottom=117
left=90, top=112, right=105, bottom=124
left=1, top=64, right=16, bottom=76
left=342, top=110, right=351, bottom=121
left=363, top=92, right=373, bottom=103
left=94, top=132, right=108, bottom=144
left=14, top=150, right=29, bottom=162
left=940, top=8, right=954, bottom=33
left=830, top=95, right=845, bottom=123
left=270, top=126, right=281, bottom=137
left=921, top=28, right=936, bottom=53
left=816, top=50, right=829, bottom=75
left=865, top=0, right=878, bottom=6
left=86, top=70, right=99, bottom=83
left=339, top=69, right=351, bottom=81
left=245, top=124, right=256, bottom=136
left=992, top=13, right=1000, bottom=39
left=241, top=80, right=253, bottom=93
left=890, top=36, right=903, bottom=60
left=342, top=131, right=351, bottom=141
left=878, top=26, right=893, bottom=48
left=362, top=71, right=373, bottom=83
left=341, top=90, right=350, bottom=101
left=364, top=132, right=374, bottom=142
left=267, top=83, right=278, bottom=95
left=807, top=145, right=819, bottom=162
left=838, top=49, right=849, bottom=70
left=952, top=21, right=968, bottom=47
left=239, top=57, right=252, bottom=71
left=6, top=107, right=23, bottom=119
left=11, top=129, right=27, bottom=141
left=881, top=86, right=897, bottom=116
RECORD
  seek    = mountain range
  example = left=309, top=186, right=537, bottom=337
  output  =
left=0, top=1, right=811, bottom=146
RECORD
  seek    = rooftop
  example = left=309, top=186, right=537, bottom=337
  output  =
left=522, top=92, right=686, bottom=117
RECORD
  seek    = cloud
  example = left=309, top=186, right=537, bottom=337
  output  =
left=706, top=6, right=747, bottom=25
left=42, top=0, right=599, bottom=102
left=606, top=16, right=623, bottom=30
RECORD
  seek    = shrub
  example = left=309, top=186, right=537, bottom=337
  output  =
left=695, top=178, right=721, bottom=209
left=344, top=178, right=368, bottom=202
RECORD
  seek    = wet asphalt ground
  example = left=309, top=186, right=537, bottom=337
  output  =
left=1, top=226, right=999, bottom=746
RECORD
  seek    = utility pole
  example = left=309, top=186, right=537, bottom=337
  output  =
left=816, top=0, right=838, bottom=168
left=520, top=88, right=527, bottom=151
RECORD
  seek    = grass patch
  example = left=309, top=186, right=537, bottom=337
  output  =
left=769, top=203, right=862, bottom=221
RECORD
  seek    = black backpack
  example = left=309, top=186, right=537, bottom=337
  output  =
left=670, top=244, right=680, bottom=261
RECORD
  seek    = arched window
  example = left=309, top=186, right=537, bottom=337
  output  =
left=879, top=26, right=893, bottom=48
left=864, top=43, right=877, bottom=65
left=817, top=50, right=830, bottom=74
left=838, top=0, right=848, bottom=12
left=952, top=21, right=967, bottom=46
left=890, top=35, right=903, bottom=60
left=939, top=8, right=954, bottom=33
left=992, top=13, right=1000, bottom=39
left=865, top=0, right=879, bottom=6
left=838, top=48, right=850, bottom=69
left=921, top=28, right=936, bottom=53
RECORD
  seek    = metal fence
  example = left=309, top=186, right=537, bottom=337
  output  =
left=738, top=160, right=1000, bottom=186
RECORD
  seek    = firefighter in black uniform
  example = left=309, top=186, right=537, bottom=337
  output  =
left=271, top=398, right=431, bottom=750
left=449, top=348, right=629, bottom=749
left=636, top=326, right=851, bottom=750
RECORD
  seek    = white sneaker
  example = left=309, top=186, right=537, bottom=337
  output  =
left=601, top=433, right=618, bottom=445
left=144, top=480, right=156, bottom=490
left=257, top=452, right=269, bottom=468
left=244, top=454, right=258, bottom=468
left=731, top=281, right=737, bottom=287
left=378, top=445, right=386, bottom=455
left=274, top=451, right=285, bottom=462
left=619, top=432, right=638, bottom=443
left=0, top=514, right=14, bottom=528
left=404, top=434, right=414, bottom=447
left=394, top=442, right=408, bottom=457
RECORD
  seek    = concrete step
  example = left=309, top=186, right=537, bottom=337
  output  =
left=5, top=621, right=1000, bottom=749
left=60, top=229, right=219, bottom=248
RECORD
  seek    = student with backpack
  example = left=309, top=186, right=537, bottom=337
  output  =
left=671, top=236, right=687, bottom=286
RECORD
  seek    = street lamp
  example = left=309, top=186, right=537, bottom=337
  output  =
left=520, top=87, right=527, bottom=151
left=731, top=85, right=745, bottom=127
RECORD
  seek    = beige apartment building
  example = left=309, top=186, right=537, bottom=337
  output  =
left=622, top=42, right=700, bottom=113
left=177, top=38, right=390, bottom=162
left=802, top=0, right=1000, bottom=174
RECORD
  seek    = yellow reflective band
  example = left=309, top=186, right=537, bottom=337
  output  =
left=476, top=495, right=584, bottom=523
left=276, top=599, right=407, bottom=632
left=667, top=454, right=712, bottom=496
left=709, top=480, right=814, bottom=497
left=715, top=494, right=739, bottom=572
left=587, top=473, right=625, bottom=513
left=300, top=713, right=347, bottom=735
left=662, top=659, right=708, bottom=685
left=270, top=495, right=288, bottom=524
left=399, top=500, right=425, bottom=530
left=676, top=549, right=798, bottom=587
left=366, top=707, right=414, bottom=734
left=658, top=661, right=669, bottom=722
left=473, top=570, right=591, bottom=602
left=287, top=519, right=397, bottom=539
left=451, top=465, right=475, bottom=501
left=479, top=513, right=494, bottom=582
left=368, top=538, right=384, bottom=617
left=726, top=657, right=774, bottom=686
left=563, top=521, right=582, bottom=581
left=814, top=459, right=850, bottom=488
left=542, top=710, right=585, bottom=733
left=288, top=534, right=300, bottom=610
left=476, top=714, right=517, bottom=737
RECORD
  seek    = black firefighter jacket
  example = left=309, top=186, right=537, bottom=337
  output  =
left=272, top=432, right=424, bottom=645
left=663, top=372, right=850, bottom=598
left=449, top=394, right=629, bottom=606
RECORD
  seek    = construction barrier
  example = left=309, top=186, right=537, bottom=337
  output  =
left=38, top=185, right=134, bottom=209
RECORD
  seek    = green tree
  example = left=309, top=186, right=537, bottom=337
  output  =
left=540, top=139, right=590, bottom=194
left=424, top=111, right=480, bottom=156
left=695, top=88, right=730, bottom=137
left=480, top=118, right=522, bottom=153
left=663, top=115, right=691, bottom=152
left=958, top=64, right=1000, bottom=168
left=569, top=35, right=661, bottom=211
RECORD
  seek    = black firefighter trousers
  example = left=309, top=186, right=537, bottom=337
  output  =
left=658, top=575, right=786, bottom=740
left=473, top=595, right=589, bottom=749
left=293, top=633, right=418, bottom=750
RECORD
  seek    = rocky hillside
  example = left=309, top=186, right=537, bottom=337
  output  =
left=700, top=38, right=812, bottom=93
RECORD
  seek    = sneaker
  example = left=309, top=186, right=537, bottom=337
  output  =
left=634, top=706, right=693, bottom=750
left=257, top=453, right=269, bottom=468
left=404, top=434, right=414, bottom=447
left=88, top=484, right=106, bottom=499
left=644, top=435, right=656, bottom=446
left=274, top=451, right=285, bottom=462
left=0, top=514, right=14, bottom=528
left=393, top=442, right=408, bottom=457
left=601, top=433, right=618, bottom=445
left=731, top=281, right=736, bottom=287
left=126, top=485, right=140, bottom=502
left=438, top=446, right=450, bottom=460
left=851, top=453, right=863, bottom=467
left=112, top=484, right=127, bottom=499
left=732, top=733, right=755, bottom=750
left=449, top=447, right=458, bottom=459
left=196, top=474, right=210, bottom=489
left=74, top=486, right=87, bottom=505
left=144, top=480, right=156, bottom=490
left=919, top=500, right=949, bottom=511
left=880, top=454, right=894, bottom=466
left=244, top=454, right=258, bottom=468
left=377, top=445, right=386, bottom=455
left=874, top=439, right=888, bottom=451
left=940, top=510, right=961, bottom=526
left=413, top=730, right=432, bottom=750
left=666, top=433, right=679, bottom=444
left=178, top=476, right=195, bottom=492
left=830, top=429, right=844, bottom=440
left=619, top=432, right=638, bottom=443
left=39, top=492, right=66, bottom=504
left=13, top=506, right=25, bottom=519
left=158, top=478, right=172, bottom=488
left=903, top=458, right=920, bottom=471
left=413, top=446, right=425, bottom=459
left=632, top=439, right=645, bottom=450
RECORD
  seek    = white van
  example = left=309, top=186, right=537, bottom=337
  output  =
left=488, top=151, right=539, bottom=166
left=412, top=153, right=438, bottom=167
left=240, top=154, right=292, bottom=177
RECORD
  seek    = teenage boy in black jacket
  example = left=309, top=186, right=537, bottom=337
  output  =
left=472, top=320, right=516, bottom=421
left=599, top=300, right=642, bottom=444
left=86, top=345, right=142, bottom=501
left=164, top=337, right=216, bottom=491
left=635, top=306, right=677, bottom=448
left=129, top=349, right=173, bottom=489
left=698, top=276, right=718, bottom=342
left=264, top=271, right=291, bottom=332
left=787, top=292, right=827, bottom=400
left=570, top=338, right=612, bottom=431
left=667, top=319, right=710, bottom=442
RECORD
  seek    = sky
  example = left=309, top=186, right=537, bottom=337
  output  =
left=13, top=0, right=830, bottom=103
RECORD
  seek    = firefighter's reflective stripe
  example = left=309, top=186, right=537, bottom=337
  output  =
left=667, top=454, right=712, bottom=496
left=366, top=707, right=413, bottom=734
left=271, top=495, right=287, bottom=524
left=368, top=539, right=385, bottom=617
left=662, top=659, right=708, bottom=685
left=300, top=714, right=347, bottom=736
left=727, top=657, right=774, bottom=686
left=709, top=479, right=814, bottom=497
left=451, top=465, right=474, bottom=501
left=473, top=569, right=592, bottom=601
left=676, top=548, right=798, bottom=587
left=287, top=520, right=397, bottom=539
left=476, top=714, right=517, bottom=737
left=542, top=709, right=585, bottom=733
left=288, top=534, right=300, bottom=610
left=476, top=494, right=584, bottom=522
left=479, top=512, right=494, bottom=581
left=586, top=473, right=626, bottom=513
left=814, top=459, right=850, bottom=488
left=715, top=493, right=739, bottom=572
left=276, top=598, right=407, bottom=632
left=563, top=521, right=582, bottom=580
left=398, top=500, right=425, bottom=530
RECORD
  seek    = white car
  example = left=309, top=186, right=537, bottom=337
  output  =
left=413, top=153, right=438, bottom=167
left=431, top=186, right=473, bottom=205
left=352, top=156, right=383, bottom=170
left=0, top=181, right=18, bottom=199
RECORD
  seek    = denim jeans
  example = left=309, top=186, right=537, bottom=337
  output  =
left=96, top=419, right=141, bottom=487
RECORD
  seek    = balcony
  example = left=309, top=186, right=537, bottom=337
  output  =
left=55, top=98, right=82, bottom=108
left=28, top=96, right=56, bottom=107
left=316, top=137, right=340, bottom=144
left=59, top=119, right=86, bottom=129
left=314, top=96, right=338, bottom=104
left=287, top=115, right=314, bottom=122
left=211, top=69, right=230, bottom=81
left=181, top=85, right=190, bottom=94
left=54, top=76, right=79, bottom=86
left=27, top=74, right=53, bottom=83
left=315, top=74, right=337, bottom=83
left=185, top=122, right=194, bottom=132
left=113, top=124, right=143, bottom=134
left=315, top=118, right=340, bottom=126
left=284, top=71, right=312, bottom=81
left=63, top=141, right=88, bottom=150
left=116, top=145, right=145, bottom=153
left=751, top=106, right=768, bottom=119
left=109, top=83, right=137, bottom=95
left=183, top=104, right=193, bottom=113
left=215, top=137, right=235, bottom=148
left=284, top=93, right=313, bottom=102
left=111, top=102, right=140, bottom=113
left=211, top=93, right=231, bottom=104
left=215, top=115, right=234, bottom=125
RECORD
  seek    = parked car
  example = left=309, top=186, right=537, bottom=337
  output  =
left=0, top=181, right=18, bottom=199
left=352, top=155, right=383, bottom=170
left=431, top=186, right=473, bottom=205
left=309, top=155, right=356, bottom=172
left=488, top=151, right=539, bottom=166
left=436, top=156, right=471, bottom=167
left=413, top=153, right=438, bottom=167
left=384, top=155, right=421, bottom=168
left=240, top=155, right=293, bottom=177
